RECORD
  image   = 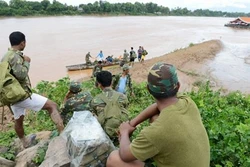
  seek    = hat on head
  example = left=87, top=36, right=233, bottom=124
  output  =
left=69, top=81, right=82, bottom=93
left=147, top=62, right=178, bottom=94
left=122, top=64, right=131, bottom=71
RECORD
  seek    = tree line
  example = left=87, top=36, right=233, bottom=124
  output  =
left=0, top=0, right=249, bottom=17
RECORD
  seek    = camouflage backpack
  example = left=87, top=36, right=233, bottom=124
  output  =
left=0, top=61, right=28, bottom=106
left=97, top=92, right=129, bottom=139
left=131, top=50, right=137, bottom=59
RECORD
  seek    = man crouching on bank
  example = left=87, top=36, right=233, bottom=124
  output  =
left=106, top=62, right=210, bottom=167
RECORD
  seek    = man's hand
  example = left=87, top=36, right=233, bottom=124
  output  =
left=23, top=55, right=31, bottom=62
left=119, top=121, right=136, bottom=136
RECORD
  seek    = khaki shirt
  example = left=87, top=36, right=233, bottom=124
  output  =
left=130, top=95, right=210, bottom=167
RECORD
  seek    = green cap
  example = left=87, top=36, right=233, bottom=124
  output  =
left=69, top=81, right=82, bottom=93
left=147, top=62, right=178, bottom=94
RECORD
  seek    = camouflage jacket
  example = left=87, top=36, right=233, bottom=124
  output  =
left=123, top=52, right=129, bottom=62
left=92, top=65, right=102, bottom=77
left=1, top=48, right=31, bottom=93
left=85, top=53, right=91, bottom=63
left=90, top=87, right=129, bottom=126
left=62, top=91, right=93, bottom=114
left=112, top=73, right=132, bottom=95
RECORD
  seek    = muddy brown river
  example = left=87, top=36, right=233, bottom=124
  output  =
left=0, top=16, right=249, bottom=93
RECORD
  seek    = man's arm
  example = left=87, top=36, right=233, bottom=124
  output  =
left=119, top=122, right=138, bottom=162
left=9, top=54, right=30, bottom=80
left=112, top=74, right=119, bottom=90
left=118, top=93, right=129, bottom=108
left=129, top=103, right=159, bottom=127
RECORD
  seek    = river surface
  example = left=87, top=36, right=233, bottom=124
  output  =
left=0, top=16, right=249, bottom=93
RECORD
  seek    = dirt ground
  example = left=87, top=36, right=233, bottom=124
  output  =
left=108, top=39, right=223, bottom=92
left=0, top=40, right=223, bottom=131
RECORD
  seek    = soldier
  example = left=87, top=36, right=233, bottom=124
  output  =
left=112, top=64, right=134, bottom=96
left=106, top=62, right=210, bottom=167
left=61, top=81, right=93, bottom=124
left=140, top=47, right=148, bottom=64
left=123, top=49, right=129, bottom=63
left=85, top=52, right=92, bottom=65
left=90, top=71, right=129, bottom=144
left=129, top=47, right=136, bottom=67
left=1, top=31, right=64, bottom=148
left=137, top=46, right=143, bottom=62
left=92, top=61, right=103, bottom=78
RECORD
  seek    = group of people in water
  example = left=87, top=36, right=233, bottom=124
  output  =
left=2, top=31, right=210, bottom=167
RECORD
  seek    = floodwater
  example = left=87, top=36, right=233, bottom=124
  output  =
left=0, top=16, right=249, bottom=93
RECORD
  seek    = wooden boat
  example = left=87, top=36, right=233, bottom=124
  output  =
left=66, top=61, right=121, bottom=71
left=224, top=17, right=250, bottom=29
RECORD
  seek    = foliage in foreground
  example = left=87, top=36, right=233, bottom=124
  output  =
left=1, top=77, right=250, bottom=166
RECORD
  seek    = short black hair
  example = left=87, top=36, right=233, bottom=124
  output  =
left=96, top=71, right=112, bottom=87
left=131, top=47, right=133, bottom=49
left=147, top=84, right=178, bottom=100
left=98, top=61, right=102, bottom=64
left=9, top=31, right=26, bottom=46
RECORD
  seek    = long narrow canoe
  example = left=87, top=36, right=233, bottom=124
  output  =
left=66, top=61, right=120, bottom=71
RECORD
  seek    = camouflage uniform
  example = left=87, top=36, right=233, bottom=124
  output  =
left=62, top=82, right=93, bottom=123
left=1, top=48, right=32, bottom=97
left=123, top=50, right=129, bottom=63
left=85, top=52, right=92, bottom=64
left=112, top=65, right=133, bottom=96
left=92, top=64, right=102, bottom=77
left=90, top=87, right=129, bottom=142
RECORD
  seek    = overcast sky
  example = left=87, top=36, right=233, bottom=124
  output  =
left=5, top=0, right=250, bottom=12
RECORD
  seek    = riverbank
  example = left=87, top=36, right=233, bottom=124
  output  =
left=80, top=39, right=223, bottom=92
left=0, top=39, right=223, bottom=131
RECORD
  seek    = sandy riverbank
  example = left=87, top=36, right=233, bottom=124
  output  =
left=80, top=39, right=223, bottom=92
left=0, top=40, right=223, bottom=130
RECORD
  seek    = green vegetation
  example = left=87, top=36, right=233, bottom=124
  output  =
left=189, top=43, right=195, bottom=47
left=32, top=143, right=48, bottom=165
left=0, top=0, right=249, bottom=17
left=1, top=77, right=250, bottom=166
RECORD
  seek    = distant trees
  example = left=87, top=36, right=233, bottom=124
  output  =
left=0, top=0, right=249, bottom=17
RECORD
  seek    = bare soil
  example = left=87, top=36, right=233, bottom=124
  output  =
left=108, top=39, right=223, bottom=92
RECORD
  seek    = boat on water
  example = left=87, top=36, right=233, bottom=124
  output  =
left=224, top=17, right=250, bottom=29
left=66, top=61, right=121, bottom=71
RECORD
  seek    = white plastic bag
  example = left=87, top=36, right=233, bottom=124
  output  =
left=61, top=111, right=115, bottom=167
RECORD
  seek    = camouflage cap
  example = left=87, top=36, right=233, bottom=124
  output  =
left=122, top=64, right=131, bottom=71
left=69, top=81, right=82, bottom=93
left=147, top=62, right=178, bottom=94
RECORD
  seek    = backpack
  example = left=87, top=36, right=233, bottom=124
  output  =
left=70, top=141, right=114, bottom=167
left=97, top=92, right=128, bottom=138
left=130, top=50, right=137, bottom=59
left=0, top=61, right=28, bottom=106
left=143, top=50, right=148, bottom=55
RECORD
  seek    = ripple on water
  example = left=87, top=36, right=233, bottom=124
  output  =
left=208, top=42, right=250, bottom=93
